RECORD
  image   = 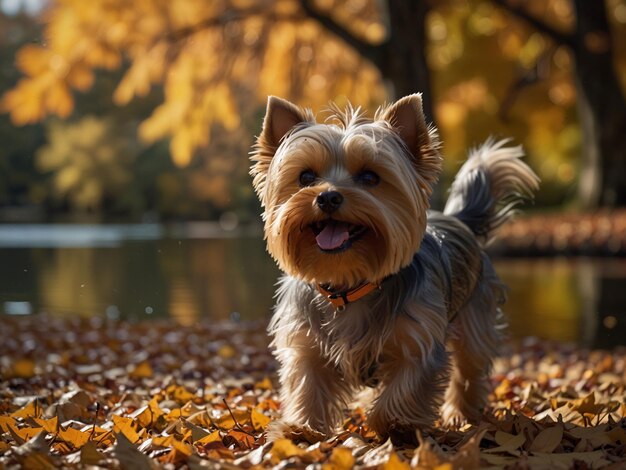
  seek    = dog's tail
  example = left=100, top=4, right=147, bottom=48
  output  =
left=443, top=138, right=539, bottom=245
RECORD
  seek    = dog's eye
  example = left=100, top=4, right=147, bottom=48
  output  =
left=299, top=170, right=317, bottom=186
left=355, top=170, right=380, bottom=187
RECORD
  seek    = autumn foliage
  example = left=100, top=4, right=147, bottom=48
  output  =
left=1, top=315, right=625, bottom=468
left=0, top=0, right=385, bottom=167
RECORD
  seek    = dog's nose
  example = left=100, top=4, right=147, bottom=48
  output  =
left=316, top=191, right=343, bottom=214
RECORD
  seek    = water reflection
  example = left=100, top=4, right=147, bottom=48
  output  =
left=0, top=225, right=624, bottom=348
left=495, top=257, right=626, bottom=349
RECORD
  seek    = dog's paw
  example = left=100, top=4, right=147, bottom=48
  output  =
left=441, top=403, right=482, bottom=429
left=440, top=404, right=467, bottom=429
left=265, top=421, right=327, bottom=443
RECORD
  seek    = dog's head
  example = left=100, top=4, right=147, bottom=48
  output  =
left=250, top=94, right=442, bottom=287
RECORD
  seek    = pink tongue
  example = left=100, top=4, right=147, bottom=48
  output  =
left=316, top=221, right=351, bottom=250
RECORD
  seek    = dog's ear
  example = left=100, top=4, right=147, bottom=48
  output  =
left=261, top=96, right=311, bottom=149
left=380, top=93, right=442, bottom=186
left=251, top=97, right=313, bottom=204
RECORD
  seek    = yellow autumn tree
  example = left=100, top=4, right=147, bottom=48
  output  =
left=1, top=0, right=386, bottom=167
left=2, top=0, right=625, bottom=209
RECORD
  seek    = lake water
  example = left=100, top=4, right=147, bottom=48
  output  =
left=1, top=224, right=625, bottom=349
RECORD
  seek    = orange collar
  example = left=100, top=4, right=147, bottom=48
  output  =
left=316, top=281, right=380, bottom=310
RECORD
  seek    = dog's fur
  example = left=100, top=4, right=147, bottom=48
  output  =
left=250, top=94, right=539, bottom=442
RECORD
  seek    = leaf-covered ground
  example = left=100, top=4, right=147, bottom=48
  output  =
left=1, top=315, right=625, bottom=469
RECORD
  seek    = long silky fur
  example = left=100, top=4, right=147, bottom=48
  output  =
left=253, top=96, right=539, bottom=440
left=444, top=138, right=540, bottom=243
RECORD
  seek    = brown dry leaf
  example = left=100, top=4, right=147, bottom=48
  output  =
left=182, top=418, right=210, bottom=442
left=482, top=432, right=526, bottom=455
left=80, top=441, right=105, bottom=465
left=2, top=315, right=626, bottom=469
left=529, top=422, right=563, bottom=453
left=113, top=432, right=158, bottom=470
left=224, top=429, right=255, bottom=449
left=20, top=452, right=58, bottom=470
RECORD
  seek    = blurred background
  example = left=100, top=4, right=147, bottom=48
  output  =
left=0, top=0, right=625, bottom=348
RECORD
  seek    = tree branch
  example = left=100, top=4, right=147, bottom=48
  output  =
left=167, top=7, right=300, bottom=42
left=491, top=0, right=575, bottom=47
left=298, top=0, right=383, bottom=64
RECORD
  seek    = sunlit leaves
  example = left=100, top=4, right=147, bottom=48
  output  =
left=1, top=314, right=626, bottom=468
left=36, top=116, right=136, bottom=209
left=2, top=0, right=387, bottom=167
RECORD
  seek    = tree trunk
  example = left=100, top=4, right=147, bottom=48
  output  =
left=572, top=0, right=626, bottom=208
left=374, top=1, right=445, bottom=207
left=377, top=0, right=434, bottom=123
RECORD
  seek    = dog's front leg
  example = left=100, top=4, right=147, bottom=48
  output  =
left=269, top=329, right=352, bottom=439
left=367, top=313, right=450, bottom=444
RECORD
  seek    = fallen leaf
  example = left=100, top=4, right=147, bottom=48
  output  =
left=80, top=441, right=105, bottom=465
left=251, top=407, right=271, bottom=431
left=11, top=358, right=36, bottom=378
left=112, top=414, right=141, bottom=444
left=322, top=446, right=355, bottom=470
left=529, top=422, right=563, bottom=453
left=113, top=432, right=156, bottom=470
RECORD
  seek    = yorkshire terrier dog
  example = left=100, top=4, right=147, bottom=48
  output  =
left=250, top=94, right=538, bottom=443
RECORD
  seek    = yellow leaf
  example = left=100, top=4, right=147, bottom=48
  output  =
left=170, top=127, right=194, bottom=167
left=255, top=377, right=273, bottom=391
left=166, top=384, right=196, bottom=404
left=45, top=82, right=74, bottom=118
left=322, top=447, right=355, bottom=470
left=133, top=397, right=164, bottom=429
left=211, top=408, right=250, bottom=430
left=33, top=416, right=59, bottom=434
left=15, top=44, right=52, bottom=76
left=7, top=422, right=43, bottom=445
left=270, top=438, right=304, bottom=463
left=217, top=344, right=236, bottom=359
left=58, top=426, right=90, bottom=450
left=251, top=408, right=271, bottom=431
left=112, top=415, right=140, bottom=444
left=129, top=361, right=153, bottom=379
left=195, top=430, right=222, bottom=445
left=12, top=358, right=36, bottom=378
left=152, top=435, right=175, bottom=447
left=382, top=451, right=411, bottom=470
left=0, top=416, right=15, bottom=433
left=66, top=63, right=94, bottom=91
left=171, top=438, right=193, bottom=456
left=11, top=400, right=39, bottom=419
